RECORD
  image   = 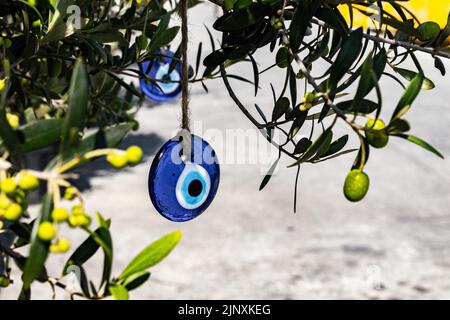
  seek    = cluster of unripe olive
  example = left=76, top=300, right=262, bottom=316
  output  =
left=344, top=118, right=389, bottom=202
left=1, top=145, right=144, bottom=255
left=36, top=190, right=92, bottom=254
left=106, top=145, right=143, bottom=169
left=0, top=172, right=39, bottom=226
left=35, top=145, right=143, bottom=252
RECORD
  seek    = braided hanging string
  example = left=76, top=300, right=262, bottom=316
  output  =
left=179, top=0, right=190, bottom=132
left=178, top=0, right=192, bottom=161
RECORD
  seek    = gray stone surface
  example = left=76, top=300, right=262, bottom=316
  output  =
left=1, top=3, right=450, bottom=300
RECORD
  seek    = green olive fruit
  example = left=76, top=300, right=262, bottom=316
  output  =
left=343, top=169, right=370, bottom=202
left=365, top=118, right=389, bottom=149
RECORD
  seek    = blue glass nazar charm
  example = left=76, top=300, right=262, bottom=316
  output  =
left=148, top=133, right=220, bottom=222
left=139, top=49, right=182, bottom=102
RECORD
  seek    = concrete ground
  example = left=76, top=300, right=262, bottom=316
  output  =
left=2, top=3, right=450, bottom=300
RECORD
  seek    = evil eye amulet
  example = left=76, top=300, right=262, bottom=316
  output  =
left=148, top=135, right=220, bottom=222
left=139, top=49, right=182, bottom=102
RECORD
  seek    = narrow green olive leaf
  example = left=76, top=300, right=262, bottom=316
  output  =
left=394, top=67, right=434, bottom=90
left=60, top=58, right=89, bottom=157
left=13, top=119, right=64, bottom=153
left=259, top=157, right=280, bottom=191
left=254, top=104, right=267, bottom=123
left=118, top=230, right=182, bottom=280
left=320, top=135, right=349, bottom=158
left=109, top=284, right=129, bottom=300
left=149, top=26, right=180, bottom=51
left=275, top=47, right=291, bottom=68
left=328, top=28, right=363, bottom=90
left=272, top=97, right=290, bottom=121
left=392, top=134, right=444, bottom=159
left=123, top=271, right=151, bottom=291
left=63, top=226, right=109, bottom=275
left=249, top=54, right=259, bottom=96
left=9, top=222, right=32, bottom=243
left=22, top=194, right=53, bottom=291
left=434, top=57, right=446, bottom=76
left=213, top=3, right=272, bottom=31
left=391, top=72, right=424, bottom=120
left=294, top=138, right=312, bottom=155
left=85, top=31, right=128, bottom=46
left=351, top=54, right=374, bottom=112
left=195, top=42, right=203, bottom=77
left=314, top=130, right=334, bottom=159
left=371, top=49, right=388, bottom=85
left=0, top=59, right=22, bottom=158
left=46, top=123, right=131, bottom=170
left=288, top=111, right=308, bottom=140
left=77, top=265, right=91, bottom=298
left=336, top=99, right=378, bottom=114
left=289, top=66, right=297, bottom=108
left=288, top=128, right=332, bottom=167
left=387, top=119, right=410, bottom=134
left=204, top=48, right=234, bottom=67
left=105, top=71, right=141, bottom=97
left=315, top=7, right=349, bottom=38
left=91, top=227, right=113, bottom=289
left=289, top=0, right=321, bottom=52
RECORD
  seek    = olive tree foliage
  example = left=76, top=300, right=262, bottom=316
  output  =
left=0, top=0, right=448, bottom=300
left=199, top=0, right=449, bottom=206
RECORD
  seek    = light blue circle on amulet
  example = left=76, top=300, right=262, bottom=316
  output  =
left=148, top=135, right=220, bottom=222
left=139, top=49, right=182, bottom=102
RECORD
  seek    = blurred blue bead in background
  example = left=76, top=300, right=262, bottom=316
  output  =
left=139, top=49, right=182, bottom=102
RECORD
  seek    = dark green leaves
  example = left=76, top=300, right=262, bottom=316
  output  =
left=294, top=137, right=312, bottom=154
left=271, top=97, right=290, bottom=121
left=122, top=271, right=151, bottom=291
left=21, top=194, right=53, bottom=295
left=149, top=26, right=180, bottom=52
left=391, top=72, right=424, bottom=120
left=328, top=28, right=363, bottom=90
left=85, top=31, right=128, bottom=46
left=394, top=67, right=434, bottom=90
left=320, top=135, right=349, bottom=158
left=351, top=55, right=374, bottom=112
left=392, top=134, right=444, bottom=159
left=276, top=47, right=291, bottom=68
left=213, top=3, right=272, bottom=31
left=203, top=48, right=234, bottom=68
left=289, top=0, right=320, bottom=52
left=14, top=119, right=64, bottom=153
left=259, top=157, right=280, bottom=190
left=0, top=59, right=22, bottom=158
left=118, top=230, right=182, bottom=281
left=288, top=128, right=333, bottom=167
left=434, top=57, right=446, bottom=76
left=63, top=226, right=107, bottom=275
left=60, top=58, right=89, bottom=157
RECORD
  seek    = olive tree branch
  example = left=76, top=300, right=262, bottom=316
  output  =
left=0, top=243, right=88, bottom=299
left=310, top=18, right=450, bottom=60
left=205, top=0, right=450, bottom=60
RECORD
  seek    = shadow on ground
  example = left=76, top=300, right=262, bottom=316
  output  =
left=71, top=132, right=164, bottom=191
